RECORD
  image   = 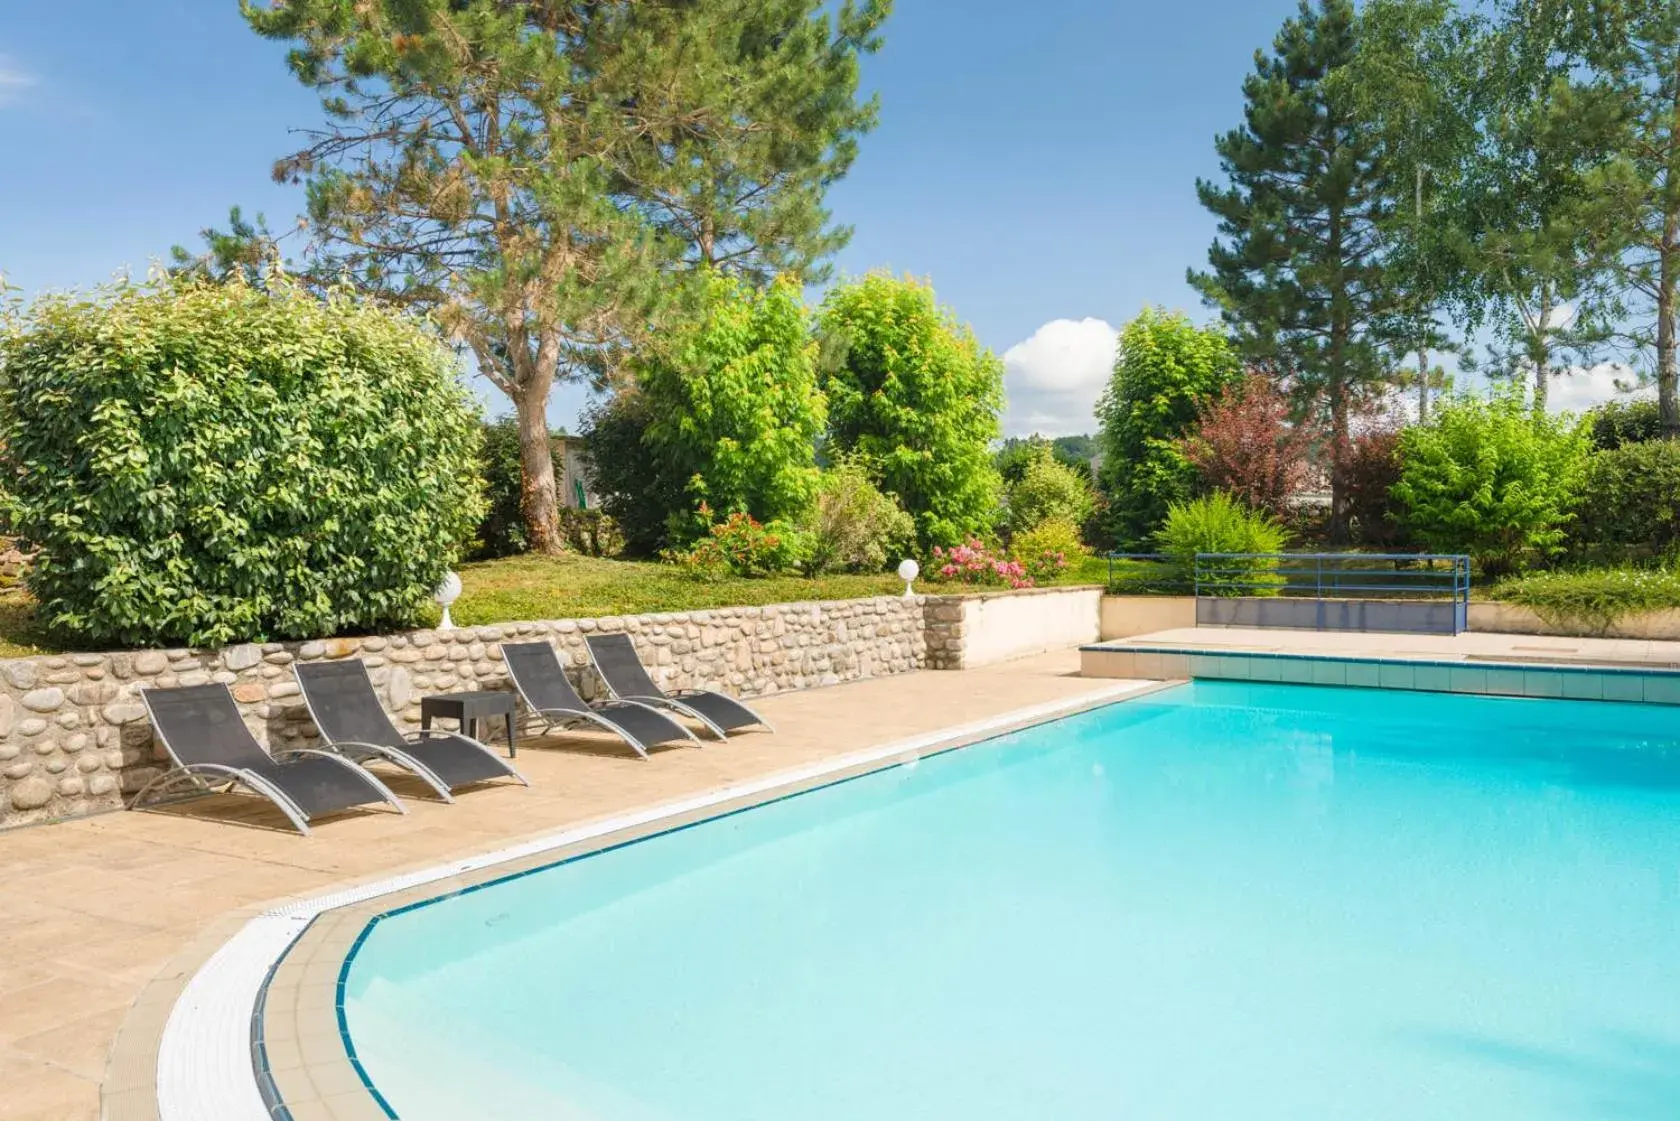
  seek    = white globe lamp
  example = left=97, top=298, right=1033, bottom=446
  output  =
left=897, top=558, right=920, bottom=598
left=434, top=570, right=463, bottom=630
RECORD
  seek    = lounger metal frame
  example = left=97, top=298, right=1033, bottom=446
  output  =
left=293, top=661, right=528, bottom=802
left=500, top=645, right=703, bottom=759
left=131, top=690, right=406, bottom=836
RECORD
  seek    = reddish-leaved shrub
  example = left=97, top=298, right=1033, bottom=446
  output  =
left=1182, top=372, right=1319, bottom=517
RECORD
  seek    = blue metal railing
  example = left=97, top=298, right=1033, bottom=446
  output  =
left=1193, top=552, right=1471, bottom=635
left=1104, top=552, right=1473, bottom=635
left=1104, top=553, right=1191, bottom=595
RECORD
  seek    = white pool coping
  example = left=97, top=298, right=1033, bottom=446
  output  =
left=154, top=679, right=1158, bottom=1121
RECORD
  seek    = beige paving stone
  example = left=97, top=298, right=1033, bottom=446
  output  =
left=13, top=1005, right=130, bottom=1081
left=0, top=1047, right=99, bottom=1121
left=0, top=651, right=1125, bottom=1120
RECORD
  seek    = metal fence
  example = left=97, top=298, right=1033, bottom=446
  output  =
left=1105, top=553, right=1193, bottom=596
left=1195, top=553, right=1471, bottom=635
left=1105, top=552, right=1472, bottom=635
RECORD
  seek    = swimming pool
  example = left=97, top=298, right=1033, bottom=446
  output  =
left=338, top=681, right=1680, bottom=1119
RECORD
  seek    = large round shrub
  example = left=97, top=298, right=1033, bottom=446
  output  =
left=798, top=458, right=916, bottom=575
left=1390, top=391, right=1588, bottom=579
left=818, top=273, right=1004, bottom=549
left=1003, top=445, right=1095, bottom=538
left=1568, top=439, right=1680, bottom=564
left=1586, top=398, right=1662, bottom=450
left=639, top=273, right=825, bottom=544
left=0, top=277, right=484, bottom=648
left=1096, top=308, right=1241, bottom=547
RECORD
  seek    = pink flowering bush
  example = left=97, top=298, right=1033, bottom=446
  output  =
left=1010, top=517, right=1087, bottom=582
left=927, top=538, right=1034, bottom=589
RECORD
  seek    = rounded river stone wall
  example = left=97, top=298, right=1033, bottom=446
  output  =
left=0, top=596, right=929, bottom=828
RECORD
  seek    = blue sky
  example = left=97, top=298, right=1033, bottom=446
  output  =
left=3, top=1, right=1617, bottom=434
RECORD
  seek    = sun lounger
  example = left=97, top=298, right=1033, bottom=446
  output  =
left=295, top=659, right=527, bottom=802
left=134, top=683, right=405, bottom=834
left=500, top=641, right=701, bottom=759
left=584, top=632, right=773, bottom=738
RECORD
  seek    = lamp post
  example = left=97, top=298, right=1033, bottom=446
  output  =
left=435, top=571, right=462, bottom=630
left=897, top=558, right=920, bottom=598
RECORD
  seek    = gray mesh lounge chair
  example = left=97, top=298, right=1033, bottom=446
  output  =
left=584, top=632, right=773, bottom=738
left=294, top=659, right=527, bottom=803
left=134, top=683, right=405, bottom=835
left=500, top=641, right=701, bottom=759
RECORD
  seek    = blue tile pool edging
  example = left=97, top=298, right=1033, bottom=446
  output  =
left=1078, top=644, right=1680, bottom=705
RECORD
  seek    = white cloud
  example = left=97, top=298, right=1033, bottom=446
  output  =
left=1000, top=317, right=1118, bottom=437
left=0, top=60, right=36, bottom=107
left=1543, top=301, right=1576, bottom=333
left=1550, top=362, right=1647, bottom=415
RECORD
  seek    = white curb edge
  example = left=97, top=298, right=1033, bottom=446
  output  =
left=155, top=680, right=1156, bottom=1121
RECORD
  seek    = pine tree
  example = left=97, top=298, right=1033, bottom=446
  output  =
left=242, top=0, right=888, bottom=553
left=1191, top=0, right=1400, bottom=539
left=1340, top=0, right=1479, bottom=423
left=1573, top=0, right=1680, bottom=435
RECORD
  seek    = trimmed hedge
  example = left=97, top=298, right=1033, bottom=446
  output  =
left=0, top=277, right=484, bottom=648
left=1568, top=439, right=1680, bottom=565
left=1493, top=567, right=1680, bottom=632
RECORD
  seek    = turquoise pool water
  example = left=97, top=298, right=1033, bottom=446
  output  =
left=339, top=682, right=1680, bottom=1119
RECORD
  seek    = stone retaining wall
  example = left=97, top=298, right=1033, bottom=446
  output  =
left=0, top=597, right=928, bottom=829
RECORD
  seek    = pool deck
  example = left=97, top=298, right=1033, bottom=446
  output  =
left=1086, top=625, right=1680, bottom=668
left=0, top=650, right=1133, bottom=1121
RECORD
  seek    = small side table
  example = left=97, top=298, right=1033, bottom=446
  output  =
left=420, top=691, right=519, bottom=757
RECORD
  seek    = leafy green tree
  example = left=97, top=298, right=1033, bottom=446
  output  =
left=0, top=275, right=484, bottom=648
left=1192, top=0, right=1402, bottom=538
left=1391, top=390, right=1589, bottom=577
left=1340, top=0, right=1479, bottom=422
left=638, top=273, right=825, bottom=544
left=242, top=0, right=887, bottom=554
left=996, top=434, right=1097, bottom=484
left=1003, top=445, right=1095, bottom=537
left=817, top=273, right=1003, bottom=548
left=1095, top=308, right=1240, bottom=547
left=1454, top=1, right=1624, bottom=413
left=1569, top=0, right=1680, bottom=435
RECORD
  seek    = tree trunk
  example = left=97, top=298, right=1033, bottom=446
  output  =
left=1415, top=166, right=1429, bottom=424
left=513, top=387, right=564, bottom=554
left=1658, top=42, right=1680, bottom=438
left=1659, top=209, right=1679, bottom=438
left=1329, top=380, right=1350, bottom=542
left=1531, top=285, right=1552, bottom=416
left=1416, top=340, right=1429, bottom=423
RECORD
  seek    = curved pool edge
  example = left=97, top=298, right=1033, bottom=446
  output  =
left=127, top=679, right=1166, bottom=1121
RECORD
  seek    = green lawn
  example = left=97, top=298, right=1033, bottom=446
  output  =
left=442, top=553, right=906, bottom=626
left=0, top=551, right=1112, bottom=658
left=0, top=590, right=53, bottom=659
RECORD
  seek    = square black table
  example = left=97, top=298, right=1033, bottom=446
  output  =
left=420, top=690, right=519, bottom=757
